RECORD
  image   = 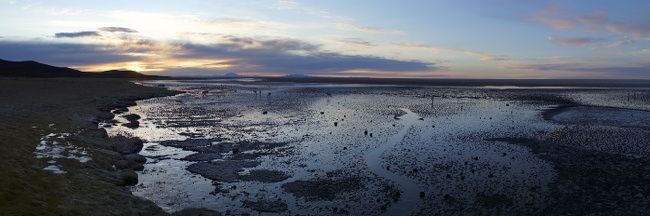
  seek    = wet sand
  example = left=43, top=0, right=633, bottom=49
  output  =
left=106, top=79, right=650, bottom=215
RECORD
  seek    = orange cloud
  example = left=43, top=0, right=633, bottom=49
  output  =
left=532, top=5, right=576, bottom=29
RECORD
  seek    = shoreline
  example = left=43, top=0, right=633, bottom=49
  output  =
left=0, top=78, right=218, bottom=215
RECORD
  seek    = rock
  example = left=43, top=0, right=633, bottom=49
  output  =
left=115, top=160, right=130, bottom=169
left=122, top=114, right=141, bottom=122
left=131, top=163, right=144, bottom=171
left=124, top=153, right=146, bottom=163
left=122, top=121, right=140, bottom=129
left=112, top=136, right=144, bottom=154
left=95, top=112, right=115, bottom=122
left=116, top=170, right=138, bottom=186
left=121, top=114, right=141, bottom=128
left=115, top=157, right=145, bottom=171
left=112, top=107, right=128, bottom=114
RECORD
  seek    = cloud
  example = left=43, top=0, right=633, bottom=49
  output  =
left=392, top=42, right=508, bottom=61
left=534, top=6, right=650, bottom=39
left=0, top=41, right=142, bottom=66
left=577, top=11, right=650, bottom=38
left=532, top=5, right=576, bottom=29
left=220, top=35, right=320, bottom=51
left=54, top=31, right=100, bottom=38
left=273, top=0, right=349, bottom=21
left=202, top=18, right=294, bottom=30
left=0, top=35, right=437, bottom=76
left=548, top=36, right=598, bottom=46
left=172, top=36, right=436, bottom=75
left=98, top=27, right=138, bottom=33
left=335, top=23, right=403, bottom=35
left=513, top=62, right=650, bottom=78
left=336, top=38, right=376, bottom=47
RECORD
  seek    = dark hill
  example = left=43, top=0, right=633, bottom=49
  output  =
left=0, top=59, right=86, bottom=77
left=0, top=59, right=163, bottom=78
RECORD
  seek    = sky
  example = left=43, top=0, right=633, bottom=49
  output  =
left=0, top=0, right=649, bottom=78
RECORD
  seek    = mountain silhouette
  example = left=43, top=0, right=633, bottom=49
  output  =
left=0, top=59, right=162, bottom=78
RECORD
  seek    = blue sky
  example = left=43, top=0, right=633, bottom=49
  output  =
left=0, top=0, right=648, bottom=78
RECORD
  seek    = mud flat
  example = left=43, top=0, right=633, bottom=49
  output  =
left=544, top=105, right=650, bottom=130
left=113, top=79, right=650, bottom=215
left=487, top=103, right=650, bottom=214
left=281, top=177, right=362, bottom=201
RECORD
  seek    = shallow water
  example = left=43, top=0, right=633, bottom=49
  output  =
left=364, top=108, right=421, bottom=215
left=103, top=79, right=650, bottom=215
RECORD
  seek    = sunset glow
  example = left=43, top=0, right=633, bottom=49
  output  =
left=0, top=0, right=648, bottom=78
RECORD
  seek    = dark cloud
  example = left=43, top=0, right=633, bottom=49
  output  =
left=0, top=36, right=437, bottom=76
left=549, top=36, right=598, bottom=46
left=221, top=35, right=320, bottom=51
left=54, top=27, right=137, bottom=39
left=173, top=37, right=435, bottom=74
left=54, top=31, right=100, bottom=38
left=98, top=27, right=138, bottom=33
left=0, top=41, right=142, bottom=66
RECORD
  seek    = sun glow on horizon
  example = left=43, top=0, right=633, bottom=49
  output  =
left=0, top=0, right=648, bottom=79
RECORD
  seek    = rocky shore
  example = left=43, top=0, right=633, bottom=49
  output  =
left=0, top=78, right=218, bottom=216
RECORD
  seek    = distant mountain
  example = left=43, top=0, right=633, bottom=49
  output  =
left=94, top=70, right=159, bottom=78
left=222, top=72, right=240, bottom=77
left=285, top=73, right=308, bottom=78
left=0, top=59, right=163, bottom=78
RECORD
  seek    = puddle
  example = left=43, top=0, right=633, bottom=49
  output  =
left=34, top=132, right=91, bottom=174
